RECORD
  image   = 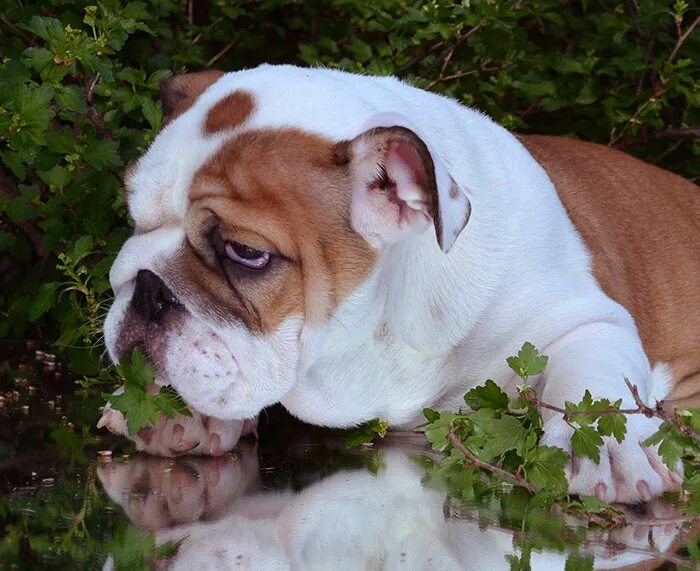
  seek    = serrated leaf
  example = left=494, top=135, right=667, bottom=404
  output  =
left=141, top=98, right=162, bottom=131
left=108, top=386, right=158, bottom=436
left=464, top=379, right=509, bottom=411
left=67, top=235, right=94, bottom=263
left=524, top=445, right=568, bottom=494
left=155, top=385, right=192, bottom=419
left=571, top=426, right=604, bottom=464
left=344, top=418, right=389, bottom=447
left=506, top=342, right=549, bottom=381
left=481, top=415, right=528, bottom=458
left=29, top=281, right=57, bottom=321
left=423, top=408, right=440, bottom=423
left=597, top=413, right=627, bottom=443
left=115, top=347, right=155, bottom=391
left=38, top=165, right=72, bottom=189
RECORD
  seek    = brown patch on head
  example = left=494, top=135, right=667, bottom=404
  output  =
left=204, top=91, right=255, bottom=135
left=160, top=70, right=225, bottom=124
left=448, top=184, right=459, bottom=200
left=182, top=128, right=377, bottom=334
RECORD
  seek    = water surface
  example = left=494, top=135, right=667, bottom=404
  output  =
left=1, top=341, right=697, bottom=570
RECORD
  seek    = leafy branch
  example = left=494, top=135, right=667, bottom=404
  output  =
left=420, top=342, right=700, bottom=526
left=103, top=348, right=191, bottom=436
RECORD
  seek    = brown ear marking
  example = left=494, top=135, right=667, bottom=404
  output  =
left=204, top=90, right=255, bottom=135
left=160, top=70, right=225, bottom=124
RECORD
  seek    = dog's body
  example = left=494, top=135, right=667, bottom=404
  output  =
left=101, top=64, right=700, bottom=502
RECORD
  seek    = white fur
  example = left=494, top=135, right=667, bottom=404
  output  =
left=104, top=64, right=681, bottom=501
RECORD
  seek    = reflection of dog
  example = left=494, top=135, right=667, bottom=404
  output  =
left=97, top=444, right=684, bottom=570
left=101, top=65, right=699, bottom=502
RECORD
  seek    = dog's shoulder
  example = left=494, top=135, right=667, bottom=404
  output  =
left=519, top=134, right=700, bottom=389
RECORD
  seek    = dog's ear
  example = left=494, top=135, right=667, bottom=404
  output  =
left=338, top=114, right=470, bottom=253
left=160, top=70, right=225, bottom=124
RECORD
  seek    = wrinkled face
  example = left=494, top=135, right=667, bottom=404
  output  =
left=104, top=68, right=470, bottom=421
left=104, top=76, right=379, bottom=419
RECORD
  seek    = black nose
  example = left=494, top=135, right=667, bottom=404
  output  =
left=131, top=270, right=182, bottom=323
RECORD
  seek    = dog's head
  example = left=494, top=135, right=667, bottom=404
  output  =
left=104, top=65, right=472, bottom=421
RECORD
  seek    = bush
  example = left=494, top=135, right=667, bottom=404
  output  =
left=0, top=0, right=698, bottom=369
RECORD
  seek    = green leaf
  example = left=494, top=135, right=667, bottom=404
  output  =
left=155, top=385, right=192, bottom=419
left=108, top=385, right=158, bottom=436
left=565, top=552, right=594, bottom=571
left=464, top=379, right=509, bottom=411
left=571, top=426, right=604, bottom=464
left=506, top=342, right=549, bottom=382
left=38, top=165, right=72, bottom=189
left=115, top=347, right=155, bottom=391
left=67, top=235, right=94, bottom=263
left=29, top=282, right=57, bottom=321
left=597, top=412, right=627, bottom=443
left=343, top=418, right=390, bottom=447
left=481, top=415, right=528, bottom=458
left=524, top=445, right=568, bottom=494
left=141, top=98, right=162, bottom=131
left=423, top=408, right=440, bottom=423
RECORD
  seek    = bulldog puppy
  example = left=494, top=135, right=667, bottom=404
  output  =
left=101, top=64, right=700, bottom=503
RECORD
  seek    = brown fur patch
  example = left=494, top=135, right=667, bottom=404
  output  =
left=160, top=70, right=225, bottom=124
left=519, top=135, right=700, bottom=399
left=204, top=91, right=255, bottom=135
left=183, top=128, right=377, bottom=333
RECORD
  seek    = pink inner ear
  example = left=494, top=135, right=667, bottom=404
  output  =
left=387, top=140, right=427, bottom=188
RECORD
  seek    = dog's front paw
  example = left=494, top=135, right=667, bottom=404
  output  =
left=98, top=404, right=257, bottom=457
left=541, top=414, right=683, bottom=503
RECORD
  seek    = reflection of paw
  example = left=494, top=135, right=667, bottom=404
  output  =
left=97, top=443, right=259, bottom=530
left=541, top=415, right=683, bottom=503
left=98, top=405, right=256, bottom=457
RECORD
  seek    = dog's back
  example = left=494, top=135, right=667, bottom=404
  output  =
left=520, top=134, right=700, bottom=404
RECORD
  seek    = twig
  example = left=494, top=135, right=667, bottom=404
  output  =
left=624, top=379, right=700, bottom=444
left=614, top=126, right=700, bottom=148
left=520, top=381, right=700, bottom=446
left=83, top=74, right=112, bottom=140
left=397, top=24, right=481, bottom=77
left=0, top=14, right=34, bottom=44
left=668, top=14, right=700, bottom=64
left=521, top=390, right=641, bottom=419
left=447, top=429, right=538, bottom=493
left=207, top=39, right=237, bottom=68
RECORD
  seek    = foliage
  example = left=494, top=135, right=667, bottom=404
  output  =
left=106, top=347, right=191, bottom=435
left=0, top=0, right=698, bottom=350
left=342, top=417, right=390, bottom=447
left=420, top=342, right=700, bottom=522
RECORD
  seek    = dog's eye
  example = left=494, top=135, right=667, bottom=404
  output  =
left=224, top=241, right=271, bottom=270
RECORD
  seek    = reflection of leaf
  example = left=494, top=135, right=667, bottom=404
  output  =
left=50, top=425, right=97, bottom=464
left=108, top=525, right=181, bottom=571
left=343, top=418, right=389, bottom=447
left=565, top=552, right=594, bottom=571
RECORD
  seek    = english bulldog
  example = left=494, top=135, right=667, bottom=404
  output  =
left=100, top=64, right=700, bottom=503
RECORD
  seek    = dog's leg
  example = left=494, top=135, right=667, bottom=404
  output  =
left=536, top=321, right=683, bottom=503
left=98, top=390, right=257, bottom=457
